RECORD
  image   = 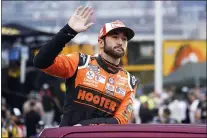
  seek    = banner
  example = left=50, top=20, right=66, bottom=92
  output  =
left=163, top=40, right=206, bottom=76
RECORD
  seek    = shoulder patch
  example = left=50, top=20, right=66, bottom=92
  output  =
left=78, top=53, right=88, bottom=66
left=128, top=73, right=140, bottom=91
left=78, top=53, right=90, bottom=69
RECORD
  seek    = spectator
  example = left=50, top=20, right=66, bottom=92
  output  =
left=139, top=101, right=153, bottom=123
left=7, top=108, right=25, bottom=138
left=168, top=95, right=187, bottom=123
left=24, top=101, right=41, bottom=137
left=187, top=90, right=201, bottom=123
left=23, top=91, right=44, bottom=117
left=198, top=88, right=207, bottom=124
left=152, top=107, right=178, bottom=124
left=39, top=83, right=55, bottom=127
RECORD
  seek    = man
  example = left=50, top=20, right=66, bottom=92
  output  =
left=34, top=6, right=139, bottom=127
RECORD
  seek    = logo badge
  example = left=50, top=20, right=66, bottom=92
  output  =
left=86, top=71, right=95, bottom=80
left=132, top=76, right=137, bottom=85
left=80, top=53, right=86, bottom=63
left=115, top=87, right=126, bottom=96
left=88, top=64, right=100, bottom=73
left=117, top=75, right=128, bottom=83
left=95, top=75, right=106, bottom=84
left=106, top=83, right=115, bottom=92
left=108, top=77, right=114, bottom=84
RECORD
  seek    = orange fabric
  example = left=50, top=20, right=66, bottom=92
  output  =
left=113, top=87, right=136, bottom=124
left=41, top=52, right=79, bottom=78
left=41, top=52, right=137, bottom=124
left=75, top=58, right=136, bottom=124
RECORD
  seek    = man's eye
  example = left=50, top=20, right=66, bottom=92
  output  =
left=112, top=36, right=118, bottom=39
left=122, top=38, right=127, bottom=41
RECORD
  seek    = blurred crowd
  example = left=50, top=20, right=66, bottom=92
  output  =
left=2, top=83, right=61, bottom=138
left=2, top=83, right=206, bottom=137
left=131, top=86, right=207, bottom=125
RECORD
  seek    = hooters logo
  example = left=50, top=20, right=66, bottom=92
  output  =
left=76, top=89, right=120, bottom=112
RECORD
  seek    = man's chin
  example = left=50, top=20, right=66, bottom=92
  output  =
left=104, top=49, right=124, bottom=59
left=111, top=52, right=124, bottom=59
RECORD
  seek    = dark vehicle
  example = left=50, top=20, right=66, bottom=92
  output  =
left=39, top=124, right=206, bottom=138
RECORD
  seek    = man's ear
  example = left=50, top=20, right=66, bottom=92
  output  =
left=98, top=38, right=104, bottom=49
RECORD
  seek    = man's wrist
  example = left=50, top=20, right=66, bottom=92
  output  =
left=61, top=24, right=78, bottom=37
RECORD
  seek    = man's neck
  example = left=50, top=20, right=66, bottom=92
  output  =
left=100, top=51, right=120, bottom=66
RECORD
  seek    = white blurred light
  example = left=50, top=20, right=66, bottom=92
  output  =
left=182, top=86, right=189, bottom=93
left=13, top=108, right=21, bottom=116
left=43, top=83, right=49, bottom=89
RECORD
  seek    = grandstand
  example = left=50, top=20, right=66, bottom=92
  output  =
left=2, top=1, right=206, bottom=43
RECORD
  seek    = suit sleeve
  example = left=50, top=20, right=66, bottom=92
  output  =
left=40, top=53, right=79, bottom=78
left=113, top=87, right=136, bottom=124
left=114, top=74, right=139, bottom=124
left=33, top=24, right=78, bottom=69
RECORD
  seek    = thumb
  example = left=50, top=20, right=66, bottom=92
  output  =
left=85, top=22, right=94, bottom=29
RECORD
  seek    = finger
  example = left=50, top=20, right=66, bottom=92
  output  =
left=85, top=22, right=94, bottom=29
left=85, top=10, right=94, bottom=21
left=74, top=6, right=82, bottom=15
left=82, top=7, right=92, bottom=18
left=79, top=6, right=89, bottom=16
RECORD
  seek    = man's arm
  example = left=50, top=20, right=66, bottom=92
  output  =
left=33, top=25, right=78, bottom=69
left=33, top=6, right=94, bottom=78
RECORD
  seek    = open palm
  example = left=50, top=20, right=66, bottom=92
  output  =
left=68, top=6, right=94, bottom=33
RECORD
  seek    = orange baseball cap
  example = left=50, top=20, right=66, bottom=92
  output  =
left=98, top=20, right=135, bottom=41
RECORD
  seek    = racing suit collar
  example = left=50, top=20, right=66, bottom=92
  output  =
left=95, top=54, right=121, bottom=74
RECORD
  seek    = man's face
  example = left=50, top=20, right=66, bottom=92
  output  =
left=102, top=31, right=128, bottom=59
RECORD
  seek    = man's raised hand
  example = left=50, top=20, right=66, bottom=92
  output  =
left=68, top=6, right=94, bottom=33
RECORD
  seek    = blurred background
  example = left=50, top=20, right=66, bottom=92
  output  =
left=1, top=1, right=206, bottom=137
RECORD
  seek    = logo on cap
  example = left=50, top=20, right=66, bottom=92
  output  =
left=111, top=20, right=125, bottom=28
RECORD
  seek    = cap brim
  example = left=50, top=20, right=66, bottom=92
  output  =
left=106, top=27, right=135, bottom=41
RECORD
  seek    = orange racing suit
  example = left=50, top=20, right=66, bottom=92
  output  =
left=33, top=24, right=139, bottom=126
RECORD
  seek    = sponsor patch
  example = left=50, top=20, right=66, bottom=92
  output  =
left=105, top=90, right=114, bottom=96
left=132, top=76, right=137, bottom=85
left=80, top=53, right=86, bottom=63
left=105, top=83, right=115, bottom=92
left=117, top=75, right=128, bottom=83
left=115, top=87, right=126, bottom=96
left=122, top=103, right=133, bottom=120
left=95, top=75, right=106, bottom=84
left=126, top=103, right=133, bottom=113
left=108, top=77, right=114, bottom=84
left=83, top=78, right=99, bottom=87
left=86, top=71, right=95, bottom=80
left=88, top=64, right=100, bottom=73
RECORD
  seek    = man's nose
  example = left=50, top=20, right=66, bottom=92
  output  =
left=116, top=37, right=123, bottom=45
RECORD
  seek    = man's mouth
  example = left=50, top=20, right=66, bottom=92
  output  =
left=114, top=47, right=124, bottom=52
